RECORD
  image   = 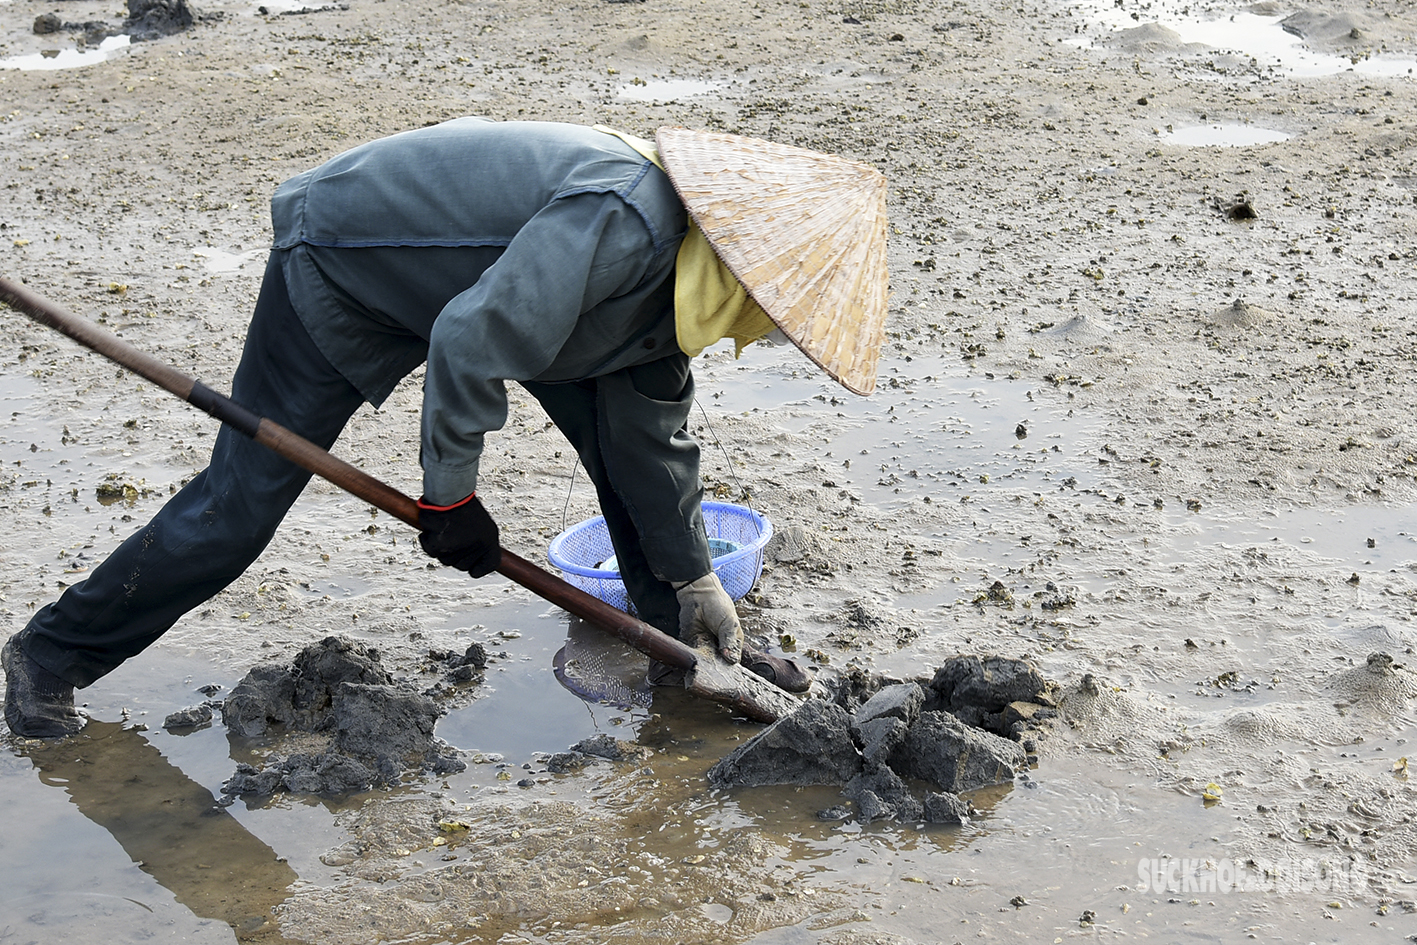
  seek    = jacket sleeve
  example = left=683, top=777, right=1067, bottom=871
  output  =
left=419, top=191, right=661, bottom=505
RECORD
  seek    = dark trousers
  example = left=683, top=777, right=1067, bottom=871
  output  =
left=524, top=355, right=710, bottom=640
left=22, top=256, right=711, bottom=687
left=21, top=256, right=366, bottom=687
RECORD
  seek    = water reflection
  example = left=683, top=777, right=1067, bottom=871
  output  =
left=0, top=35, right=131, bottom=71
left=15, top=722, right=299, bottom=942
left=438, top=605, right=647, bottom=759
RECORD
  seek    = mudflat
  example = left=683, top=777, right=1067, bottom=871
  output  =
left=2, top=0, right=1416, bottom=941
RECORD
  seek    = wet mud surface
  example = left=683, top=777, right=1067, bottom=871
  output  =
left=4, top=0, right=1417, bottom=940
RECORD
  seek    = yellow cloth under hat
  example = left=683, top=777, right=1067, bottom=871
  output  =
left=595, top=126, right=776, bottom=358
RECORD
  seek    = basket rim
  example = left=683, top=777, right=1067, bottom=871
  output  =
left=549, top=501, right=773, bottom=579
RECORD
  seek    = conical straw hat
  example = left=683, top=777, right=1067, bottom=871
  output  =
left=656, top=127, right=889, bottom=396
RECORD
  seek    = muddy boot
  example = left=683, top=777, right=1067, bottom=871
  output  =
left=2, top=635, right=86, bottom=738
left=740, top=647, right=812, bottom=694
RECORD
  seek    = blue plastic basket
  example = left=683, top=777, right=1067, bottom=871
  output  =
left=548, top=502, right=773, bottom=612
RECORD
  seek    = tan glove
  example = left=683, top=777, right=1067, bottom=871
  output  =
left=675, top=572, right=743, bottom=663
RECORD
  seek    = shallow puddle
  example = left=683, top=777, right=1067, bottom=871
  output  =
left=437, top=605, right=646, bottom=759
left=0, top=647, right=300, bottom=943
left=1160, top=122, right=1291, bottom=147
left=616, top=78, right=719, bottom=102
left=0, top=35, right=130, bottom=71
left=1070, top=0, right=1417, bottom=77
left=192, top=247, right=267, bottom=274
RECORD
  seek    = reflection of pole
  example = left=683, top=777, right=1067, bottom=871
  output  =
left=552, top=615, right=654, bottom=710
left=21, top=721, right=299, bottom=943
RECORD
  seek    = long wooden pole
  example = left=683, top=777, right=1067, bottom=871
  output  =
left=0, top=276, right=799, bottom=722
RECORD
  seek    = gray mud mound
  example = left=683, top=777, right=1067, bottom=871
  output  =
left=765, top=523, right=821, bottom=564
left=221, top=663, right=298, bottom=736
left=886, top=710, right=1026, bottom=793
left=1102, top=23, right=1193, bottom=55
left=425, top=642, right=488, bottom=684
left=843, top=762, right=924, bottom=823
left=930, top=655, right=1052, bottom=713
left=1326, top=651, right=1417, bottom=713
left=1280, top=10, right=1377, bottom=49
left=708, top=656, right=1056, bottom=824
left=33, top=13, right=119, bottom=45
left=227, top=751, right=379, bottom=796
left=1047, top=312, right=1114, bottom=345
left=1207, top=298, right=1273, bottom=329
left=220, top=636, right=463, bottom=797
left=162, top=703, right=215, bottom=732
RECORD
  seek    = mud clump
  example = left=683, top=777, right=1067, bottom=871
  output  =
left=1034, top=581, right=1078, bottom=610
left=162, top=703, right=215, bottom=732
left=425, top=642, right=489, bottom=684
left=223, top=635, right=393, bottom=736
left=844, top=761, right=925, bottom=823
left=332, top=682, right=441, bottom=762
left=220, top=663, right=298, bottom=735
left=227, top=752, right=381, bottom=796
left=126, top=0, right=204, bottom=41
left=708, top=700, right=864, bottom=787
left=33, top=12, right=120, bottom=44
left=32, top=0, right=204, bottom=42
left=544, top=734, right=651, bottom=774
left=927, top=654, right=1058, bottom=745
left=220, top=636, right=463, bottom=797
left=708, top=655, right=1057, bottom=825
left=886, top=710, right=1024, bottom=792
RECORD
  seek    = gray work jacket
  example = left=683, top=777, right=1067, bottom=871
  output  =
left=270, top=118, right=689, bottom=504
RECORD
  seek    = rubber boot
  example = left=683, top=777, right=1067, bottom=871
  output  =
left=740, top=647, right=812, bottom=693
left=2, top=635, right=86, bottom=738
left=651, top=647, right=812, bottom=694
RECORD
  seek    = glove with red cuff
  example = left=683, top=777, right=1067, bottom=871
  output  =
left=417, top=493, right=501, bottom=578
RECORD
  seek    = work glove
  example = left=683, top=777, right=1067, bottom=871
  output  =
left=675, top=572, right=743, bottom=663
left=417, top=493, right=501, bottom=578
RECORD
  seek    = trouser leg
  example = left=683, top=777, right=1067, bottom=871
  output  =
left=592, top=354, right=710, bottom=581
left=19, top=254, right=366, bottom=687
left=524, top=354, right=709, bottom=640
